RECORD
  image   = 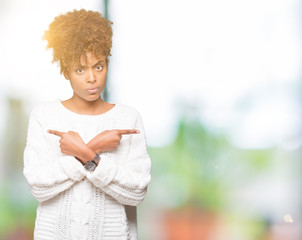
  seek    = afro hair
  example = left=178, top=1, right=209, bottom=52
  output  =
left=43, top=9, right=113, bottom=74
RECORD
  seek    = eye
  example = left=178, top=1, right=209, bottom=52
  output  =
left=77, top=68, right=84, bottom=73
left=96, top=65, right=103, bottom=71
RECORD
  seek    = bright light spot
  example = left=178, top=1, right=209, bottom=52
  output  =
left=284, top=214, right=294, bottom=223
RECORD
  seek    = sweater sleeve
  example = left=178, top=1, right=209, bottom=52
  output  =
left=23, top=109, right=86, bottom=203
left=86, top=113, right=151, bottom=206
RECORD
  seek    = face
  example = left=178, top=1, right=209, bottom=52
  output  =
left=64, top=52, right=108, bottom=103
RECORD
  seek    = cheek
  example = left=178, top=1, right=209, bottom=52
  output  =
left=98, top=73, right=107, bottom=85
left=70, top=81, right=85, bottom=95
left=70, top=80, right=80, bottom=90
left=69, top=76, right=85, bottom=89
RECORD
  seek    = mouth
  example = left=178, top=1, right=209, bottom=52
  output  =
left=87, top=88, right=99, bottom=94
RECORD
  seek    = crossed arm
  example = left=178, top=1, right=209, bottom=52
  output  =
left=24, top=110, right=151, bottom=205
left=47, top=129, right=140, bottom=164
left=46, top=128, right=150, bottom=206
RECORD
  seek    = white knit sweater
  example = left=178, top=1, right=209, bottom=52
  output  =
left=23, top=99, right=151, bottom=240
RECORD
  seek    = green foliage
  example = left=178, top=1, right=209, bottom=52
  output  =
left=0, top=97, right=35, bottom=238
left=236, top=149, right=274, bottom=171
left=149, top=117, right=230, bottom=211
left=149, top=116, right=274, bottom=212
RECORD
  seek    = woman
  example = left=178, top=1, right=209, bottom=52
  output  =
left=23, top=9, right=151, bottom=240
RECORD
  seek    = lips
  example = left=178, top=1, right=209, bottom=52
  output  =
left=87, top=88, right=99, bottom=93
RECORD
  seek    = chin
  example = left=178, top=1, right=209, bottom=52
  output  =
left=86, top=95, right=101, bottom=102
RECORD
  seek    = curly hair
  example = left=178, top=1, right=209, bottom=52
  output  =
left=43, top=9, right=113, bottom=74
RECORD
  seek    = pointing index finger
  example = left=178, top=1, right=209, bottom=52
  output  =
left=48, top=130, right=65, bottom=137
left=118, top=129, right=140, bottom=135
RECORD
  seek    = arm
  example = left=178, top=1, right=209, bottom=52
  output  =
left=86, top=114, right=151, bottom=206
left=47, top=129, right=96, bottom=164
left=23, top=109, right=86, bottom=202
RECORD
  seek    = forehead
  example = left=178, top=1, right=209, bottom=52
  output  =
left=75, top=52, right=107, bottom=66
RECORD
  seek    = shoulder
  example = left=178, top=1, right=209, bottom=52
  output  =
left=115, top=103, right=141, bottom=118
left=113, top=103, right=145, bottom=127
left=30, top=99, right=60, bottom=119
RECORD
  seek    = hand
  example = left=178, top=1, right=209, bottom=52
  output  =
left=48, top=130, right=95, bottom=162
left=87, top=129, right=140, bottom=153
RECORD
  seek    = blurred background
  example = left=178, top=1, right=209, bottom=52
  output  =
left=1, top=0, right=302, bottom=239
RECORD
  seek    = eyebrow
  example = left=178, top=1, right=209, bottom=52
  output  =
left=72, top=60, right=105, bottom=68
left=92, top=60, right=105, bottom=67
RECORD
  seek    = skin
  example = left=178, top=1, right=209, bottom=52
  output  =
left=48, top=52, right=140, bottom=164
left=63, top=52, right=111, bottom=115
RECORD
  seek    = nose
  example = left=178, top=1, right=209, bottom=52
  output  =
left=87, top=69, right=96, bottom=83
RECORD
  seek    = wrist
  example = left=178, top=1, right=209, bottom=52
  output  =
left=84, top=153, right=100, bottom=171
left=87, top=141, right=100, bottom=154
left=79, top=146, right=96, bottom=163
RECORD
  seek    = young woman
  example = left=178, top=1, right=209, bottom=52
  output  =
left=23, top=9, right=151, bottom=240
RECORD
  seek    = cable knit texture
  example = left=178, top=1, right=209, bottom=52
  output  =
left=23, top=99, right=151, bottom=240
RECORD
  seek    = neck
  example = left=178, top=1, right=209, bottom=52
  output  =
left=68, top=95, right=105, bottom=115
